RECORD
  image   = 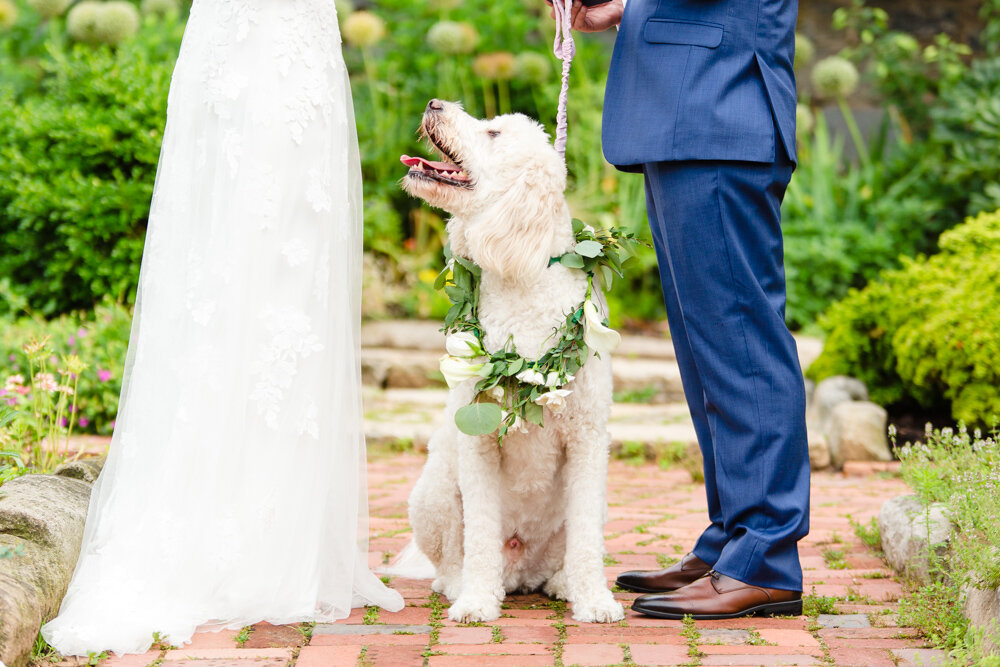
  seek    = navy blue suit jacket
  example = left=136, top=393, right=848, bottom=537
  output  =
left=602, top=0, right=798, bottom=172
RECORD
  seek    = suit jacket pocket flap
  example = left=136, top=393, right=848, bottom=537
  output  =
left=643, top=19, right=724, bottom=48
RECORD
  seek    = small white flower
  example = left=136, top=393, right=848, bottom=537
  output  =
left=516, top=369, right=545, bottom=385
left=544, top=371, right=561, bottom=388
left=488, top=386, right=505, bottom=402
left=583, top=299, right=621, bottom=358
left=535, top=389, right=573, bottom=411
left=440, top=354, right=484, bottom=389
left=446, top=332, right=483, bottom=359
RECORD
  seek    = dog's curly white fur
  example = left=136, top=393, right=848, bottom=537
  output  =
left=402, top=101, right=624, bottom=624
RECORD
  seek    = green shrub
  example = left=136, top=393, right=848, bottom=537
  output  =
left=0, top=20, right=181, bottom=316
left=809, top=209, right=1000, bottom=424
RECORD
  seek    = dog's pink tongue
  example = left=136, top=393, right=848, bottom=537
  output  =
left=401, top=155, right=456, bottom=171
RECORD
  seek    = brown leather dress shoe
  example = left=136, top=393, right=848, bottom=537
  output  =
left=615, top=553, right=713, bottom=594
left=631, top=571, right=803, bottom=620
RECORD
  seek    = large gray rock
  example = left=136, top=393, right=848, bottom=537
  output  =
left=53, top=457, right=106, bottom=485
left=808, top=430, right=831, bottom=470
left=0, top=474, right=95, bottom=667
left=828, top=401, right=892, bottom=468
left=965, top=586, right=1000, bottom=654
left=808, top=375, right=869, bottom=434
left=878, top=495, right=952, bottom=583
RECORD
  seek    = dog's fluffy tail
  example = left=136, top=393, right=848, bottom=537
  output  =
left=379, top=541, right=436, bottom=580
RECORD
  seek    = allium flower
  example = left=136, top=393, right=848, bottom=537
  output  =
left=97, top=369, right=112, bottom=382
left=67, top=1, right=103, bottom=44
left=796, top=103, right=814, bottom=137
left=93, top=1, right=140, bottom=46
left=78, top=416, right=90, bottom=428
left=427, top=20, right=478, bottom=55
left=794, top=32, right=815, bottom=68
left=583, top=300, right=621, bottom=358
left=140, top=0, right=178, bottom=16
left=514, top=52, right=550, bottom=84
left=35, top=373, right=58, bottom=393
left=27, top=0, right=70, bottom=19
left=342, top=10, right=386, bottom=48
left=0, top=0, right=18, bottom=28
left=516, top=369, right=545, bottom=386
left=535, top=389, right=573, bottom=411
left=4, top=375, right=25, bottom=390
left=334, top=0, right=353, bottom=18
left=811, top=56, right=859, bottom=99
left=473, top=52, right=516, bottom=80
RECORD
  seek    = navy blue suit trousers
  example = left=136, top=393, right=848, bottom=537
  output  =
left=642, top=154, right=810, bottom=591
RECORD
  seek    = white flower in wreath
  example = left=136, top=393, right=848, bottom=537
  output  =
left=516, top=369, right=546, bottom=385
left=440, top=354, right=484, bottom=389
left=446, top=331, right=483, bottom=359
left=583, top=299, right=621, bottom=358
left=488, top=385, right=505, bottom=402
left=535, top=388, right=573, bottom=412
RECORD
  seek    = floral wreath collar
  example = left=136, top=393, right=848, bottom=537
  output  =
left=435, top=219, right=645, bottom=441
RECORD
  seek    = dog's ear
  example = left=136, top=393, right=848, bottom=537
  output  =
left=468, top=161, right=567, bottom=282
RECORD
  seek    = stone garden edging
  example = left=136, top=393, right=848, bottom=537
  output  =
left=879, top=493, right=1000, bottom=654
left=0, top=458, right=104, bottom=667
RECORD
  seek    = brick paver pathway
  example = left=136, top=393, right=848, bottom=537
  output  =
left=90, top=455, right=944, bottom=667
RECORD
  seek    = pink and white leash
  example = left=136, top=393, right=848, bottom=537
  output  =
left=551, top=0, right=576, bottom=160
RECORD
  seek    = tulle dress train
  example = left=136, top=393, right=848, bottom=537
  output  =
left=42, top=0, right=403, bottom=656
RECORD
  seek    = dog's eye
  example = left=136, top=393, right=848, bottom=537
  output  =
left=488, top=130, right=501, bottom=138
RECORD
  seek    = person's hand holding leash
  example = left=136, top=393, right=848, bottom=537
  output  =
left=545, top=0, right=624, bottom=32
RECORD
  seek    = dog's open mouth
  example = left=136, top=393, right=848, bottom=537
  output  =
left=401, top=122, right=472, bottom=188
left=401, top=155, right=472, bottom=186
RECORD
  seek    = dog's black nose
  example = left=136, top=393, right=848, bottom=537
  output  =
left=427, top=99, right=444, bottom=112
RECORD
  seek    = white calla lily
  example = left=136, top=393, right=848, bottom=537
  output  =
left=446, top=331, right=483, bottom=359
left=516, top=369, right=546, bottom=385
left=583, top=299, right=621, bottom=358
left=535, top=388, right=573, bottom=411
left=439, top=354, right=484, bottom=389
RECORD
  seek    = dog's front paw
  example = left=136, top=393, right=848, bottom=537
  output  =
left=448, top=594, right=501, bottom=623
left=571, top=594, right=625, bottom=623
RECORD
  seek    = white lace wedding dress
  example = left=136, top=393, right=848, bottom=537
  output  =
left=41, top=0, right=403, bottom=656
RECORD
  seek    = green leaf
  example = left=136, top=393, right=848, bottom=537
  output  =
left=560, top=253, right=585, bottom=269
left=455, top=402, right=504, bottom=436
left=477, top=362, right=494, bottom=377
left=507, top=358, right=525, bottom=375
left=572, top=218, right=586, bottom=234
left=444, top=285, right=467, bottom=302
left=600, top=265, right=614, bottom=290
left=574, top=240, right=604, bottom=258
left=523, top=401, right=544, bottom=426
left=433, top=268, right=450, bottom=291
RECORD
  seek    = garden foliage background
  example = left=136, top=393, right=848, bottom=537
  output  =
left=0, top=0, right=999, bottom=440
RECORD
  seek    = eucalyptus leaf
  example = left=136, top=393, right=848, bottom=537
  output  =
left=433, top=268, right=450, bottom=291
left=560, top=253, right=585, bottom=269
left=523, top=401, right=544, bottom=426
left=455, top=402, right=504, bottom=436
left=600, top=265, right=614, bottom=290
left=574, top=240, right=604, bottom=258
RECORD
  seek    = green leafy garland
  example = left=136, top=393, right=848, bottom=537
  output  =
left=435, top=219, right=645, bottom=440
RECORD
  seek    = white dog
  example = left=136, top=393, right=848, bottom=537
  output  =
left=400, top=100, right=625, bottom=624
